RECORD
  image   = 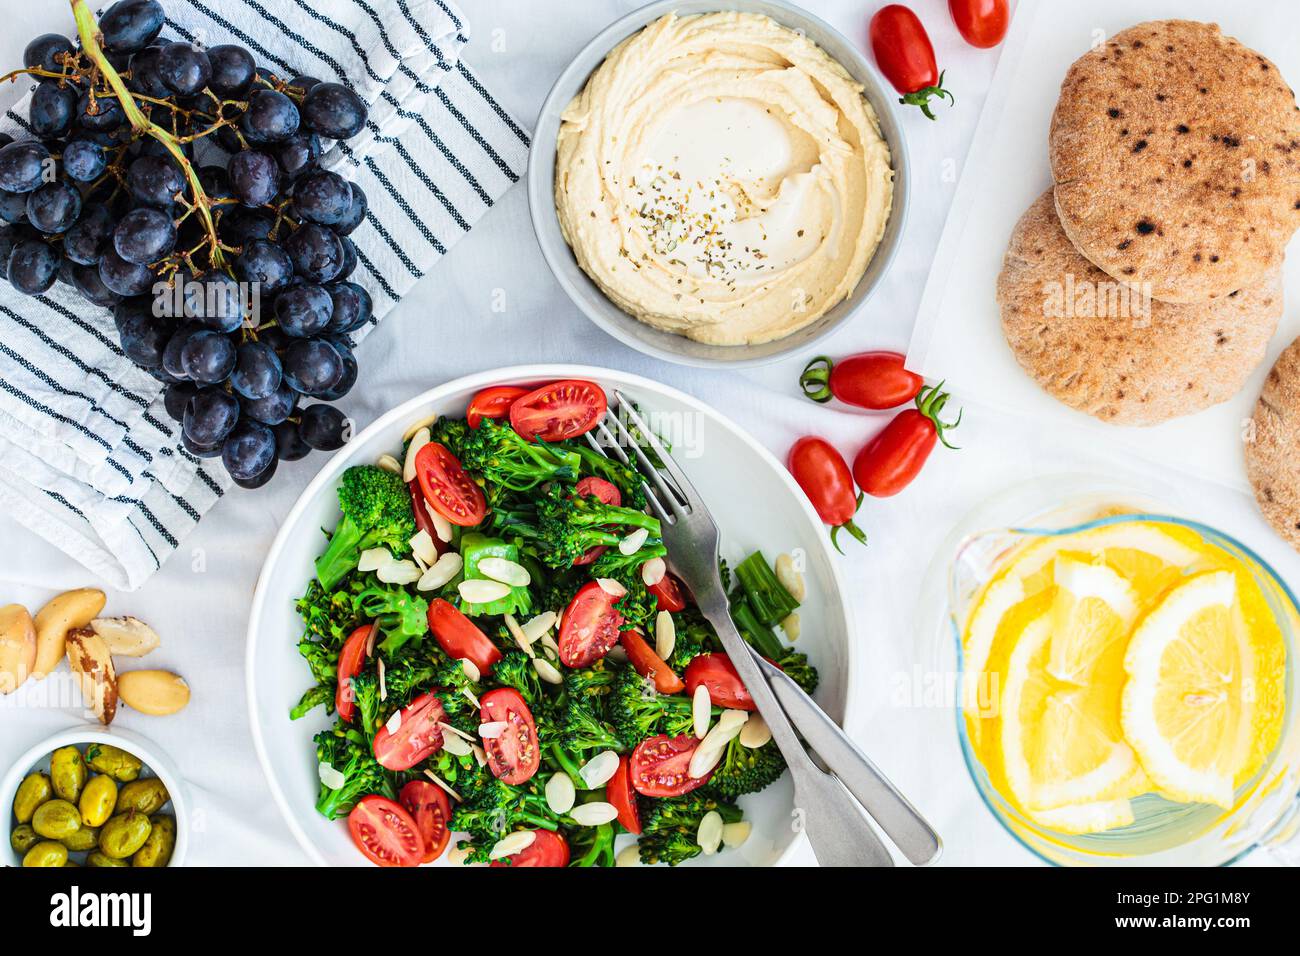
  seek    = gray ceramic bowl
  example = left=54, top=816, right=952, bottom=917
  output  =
left=527, top=0, right=910, bottom=368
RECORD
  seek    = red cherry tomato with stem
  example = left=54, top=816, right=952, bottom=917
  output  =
left=415, top=442, right=486, bottom=527
left=466, top=385, right=530, bottom=429
left=509, top=379, right=607, bottom=442
left=948, top=0, right=1009, bottom=48
left=335, top=624, right=372, bottom=723
left=799, top=352, right=924, bottom=410
left=347, top=795, right=423, bottom=867
left=787, top=436, right=868, bottom=552
left=853, top=383, right=961, bottom=498
left=869, top=5, right=954, bottom=120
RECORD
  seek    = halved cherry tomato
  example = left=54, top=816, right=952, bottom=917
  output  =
left=949, top=0, right=1008, bottom=48
left=607, top=754, right=642, bottom=835
left=869, top=5, right=953, bottom=120
left=799, top=352, right=923, bottom=410
left=787, top=437, right=867, bottom=552
left=648, top=571, right=688, bottom=613
left=427, top=598, right=502, bottom=675
left=467, top=385, right=530, bottom=429
left=335, top=624, right=372, bottom=723
left=399, top=780, right=451, bottom=864
left=557, top=581, right=624, bottom=667
left=480, top=687, right=541, bottom=785
left=509, top=379, right=607, bottom=442
left=347, top=795, right=423, bottom=867
left=684, top=652, right=755, bottom=711
left=408, top=478, right=447, bottom=556
left=630, top=734, right=712, bottom=797
left=372, top=692, right=446, bottom=771
left=571, top=476, right=621, bottom=565
left=620, top=629, right=685, bottom=695
left=853, top=384, right=961, bottom=498
left=489, top=829, right=570, bottom=867
left=415, top=442, right=486, bottom=527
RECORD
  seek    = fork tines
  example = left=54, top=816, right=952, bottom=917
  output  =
left=582, top=392, right=695, bottom=524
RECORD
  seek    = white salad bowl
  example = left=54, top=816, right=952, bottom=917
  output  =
left=246, top=365, right=856, bottom=867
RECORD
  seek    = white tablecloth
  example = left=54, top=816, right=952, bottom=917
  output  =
left=1, top=0, right=1293, bottom=866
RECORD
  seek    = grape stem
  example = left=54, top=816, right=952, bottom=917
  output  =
left=70, top=0, right=226, bottom=268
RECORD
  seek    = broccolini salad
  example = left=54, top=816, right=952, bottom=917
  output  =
left=291, top=379, right=816, bottom=867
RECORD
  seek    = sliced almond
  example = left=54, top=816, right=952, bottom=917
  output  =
left=460, top=686, right=481, bottom=709
left=318, top=761, right=346, bottom=790
left=402, top=414, right=437, bottom=443
left=780, top=611, right=800, bottom=642
left=375, top=453, right=402, bottom=475
left=89, top=616, right=160, bottom=658
left=441, top=732, right=472, bottom=757
left=775, top=553, right=806, bottom=602
left=409, top=529, right=438, bottom=566
left=596, top=577, right=627, bottom=598
left=570, top=802, right=619, bottom=826
left=545, top=772, right=576, bottom=815
left=641, top=557, right=667, bottom=587
left=403, top=426, right=430, bottom=482
left=739, top=712, right=771, bottom=749
left=377, top=559, right=421, bottom=585
left=616, top=843, right=642, bottom=867
left=459, top=657, right=481, bottom=683
left=578, top=750, right=619, bottom=788
left=357, top=547, right=392, bottom=573
left=697, top=810, right=724, bottom=855
left=618, top=527, right=649, bottom=555
left=458, top=579, right=511, bottom=604
left=533, top=657, right=563, bottom=685
left=478, top=721, right=508, bottom=739
left=722, top=820, right=752, bottom=848
left=479, top=557, right=530, bottom=587
left=654, top=610, right=675, bottom=662
left=688, top=742, right=726, bottom=780
left=33, top=588, right=105, bottom=680
left=521, top=611, right=557, bottom=643
left=385, top=709, right=402, bottom=735
left=503, top=614, right=534, bottom=658
left=438, top=721, right=475, bottom=742
left=422, top=769, right=462, bottom=802
left=378, top=657, right=387, bottom=701
left=417, top=552, right=462, bottom=591
left=692, top=684, right=712, bottom=739
left=65, top=626, right=116, bottom=724
left=118, top=670, right=190, bottom=716
left=489, top=830, right=535, bottom=860
left=427, top=503, right=453, bottom=543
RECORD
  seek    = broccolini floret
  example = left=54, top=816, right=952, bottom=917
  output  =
left=315, top=465, right=416, bottom=590
left=608, top=666, right=697, bottom=750
left=314, top=726, right=395, bottom=820
left=704, top=737, right=787, bottom=799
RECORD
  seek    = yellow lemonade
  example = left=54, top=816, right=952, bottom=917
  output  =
left=961, top=517, right=1287, bottom=836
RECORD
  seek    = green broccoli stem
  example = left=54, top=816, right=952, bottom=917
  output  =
left=729, top=593, right=787, bottom=660
left=734, top=551, right=800, bottom=626
left=315, top=517, right=366, bottom=591
left=572, top=823, right=616, bottom=867
left=550, top=744, right=592, bottom=790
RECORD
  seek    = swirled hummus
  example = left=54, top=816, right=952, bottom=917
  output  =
left=555, top=11, right=894, bottom=346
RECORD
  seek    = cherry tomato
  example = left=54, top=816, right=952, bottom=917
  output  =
left=869, top=5, right=953, bottom=120
left=427, top=598, right=502, bottom=675
left=335, top=624, right=372, bottom=723
left=799, top=352, right=923, bottom=410
left=509, top=379, right=607, bottom=442
left=853, top=384, right=961, bottom=498
left=557, top=580, right=624, bottom=668
left=415, top=442, right=487, bottom=527
left=948, top=0, right=1008, bottom=48
left=347, top=795, right=423, bottom=867
left=647, top=571, right=688, bottom=613
left=606, top=754, right=642, bottom=835
left=398, top=780, right=451, bottom=864
left=480, top=687, right=541, bottom=785
left=408, top=479, right=447, bottom=556
left=786, top=437, right=867, bottom=552
left=571, top=476, right=621, bottom=566
left=630, top=734, right=713, bottom=797
left=489, top=829, right=570, bottom=868
left=372, top=692, right=446, bottom=771
left=467, top=385, right=530, bottom=429
left=684, top=652, right=755, bottom=711
left=620, top=629, right=685, bottom=695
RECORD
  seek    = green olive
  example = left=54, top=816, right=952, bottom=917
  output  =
left=10, top=823, right=40, bottom=854
left=132, top=814, right=176, bottom=868
left=31, top=799, right=82, bottom=840
left=49, top=745, right=88, bottom=802
left=79, top=774, right=118, bottom=827
left=12, top=771, right=52, bottom=824
left=116, top=777, right=169, bottom=815
left=22, top=841, right=68, bottom=867
left=84, top=744, right=142, bottom=782
left=85, top=850, right=129, bottom=868
left=98, top=811, right=152, bottom=859
left=61, top=825, right=99, bottom=852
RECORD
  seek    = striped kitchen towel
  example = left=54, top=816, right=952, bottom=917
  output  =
left=0, top=0, right=529, bottom=590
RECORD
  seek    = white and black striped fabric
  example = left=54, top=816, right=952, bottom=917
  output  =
left=0, top=0, right=528, bottom=590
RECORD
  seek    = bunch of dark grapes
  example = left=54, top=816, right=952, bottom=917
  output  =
left=0, top=0, right=373, bottom=488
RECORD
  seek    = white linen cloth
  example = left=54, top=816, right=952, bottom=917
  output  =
left=0, top=0, right=1293, bottom=867
left=0, top=0, right=528, bottom=590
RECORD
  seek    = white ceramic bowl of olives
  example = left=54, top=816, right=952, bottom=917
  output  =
left=3, top=725, right=188, bottom=867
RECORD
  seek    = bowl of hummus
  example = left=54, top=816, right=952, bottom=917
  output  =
left=529, top=0, right=908, bottom=367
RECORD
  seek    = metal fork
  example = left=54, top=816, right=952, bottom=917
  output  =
left=586, top=391, right=941, bottom=867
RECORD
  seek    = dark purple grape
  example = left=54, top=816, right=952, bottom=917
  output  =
left=98, top=247, right=156, bottom=296
left=62, top=138, right=107, bottom=182
left=0, top=134, right=10, bottom=149
left=26, top=181, right=81, bottom=234
left=240, top=89, right=299, bottom=144
left=230, top=340, right=282, bottom=400
left=335, top=237, right=357, bottom=280
left=274, top=283, right=333, bottom=337
left=7, top=238, right=60, bottom=294
left=180, top=329, right=237, bottom=383
left=301, top=83, right=368, bottom=140
left=222, top=420, right=276, bottom=481
left=113, top=297, right=169, bottom=365
left=234, top=239, right=294, bottom=295
left=187, top=273, right=245, bottom=333
left=334, top=182, right=366, bottom=236
left=232, top=452, right=278, bottom=488
left=274, top=132, right=320, bottom=181
left=325, top=281, right=372, bottom=333
left=24, top=34, right=75, bottom=73
left=298, top=403, right=348, bottom=450
left=161, top=321, right=202, bottom=379
left=228, top=150, right=279, bottom=206
left=317, top=343, right=357, bottom=401
left=207, top=44, right=256, bottom=98
left=272, top=419, right=310, bottom=460
left=282, top=338, right=343, bottom=396
left=126, top=44, right=170, bottom=98
left=30, top=82, right=77, bottom=139
left=156, top=42, right=211, bottom=97
left=0, top=141, right=51, bottom=193
left=0, top=227, right=14, bottom=280
left=284, top=223, right=343, bottom=282
left=70, top=262, right=120, bottom=306
left=163, top=380, right=200, bottom=421
left=100, top=0, right=165, bottom=54
left=0, top=189, right=30, bottom=225
left=181, top=432, right=222, bottom=458
left=292, top=170, right=352, bottom=225
left=113, top=206, right=174, bottom=264
left=75, top=90, right=125, bottom=133
left=183, top=388, right=240, bottom=445
left=218, top=206, right=275, bottom=246
left=64, top=204, right=114, bottom=264
left=195, top=164, right=233, bottom=204
left=128, top=155, right=184, bottom=208
left=288, top=75, right=322, bottom=96
left=242, top=381, right=296, bottom=425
